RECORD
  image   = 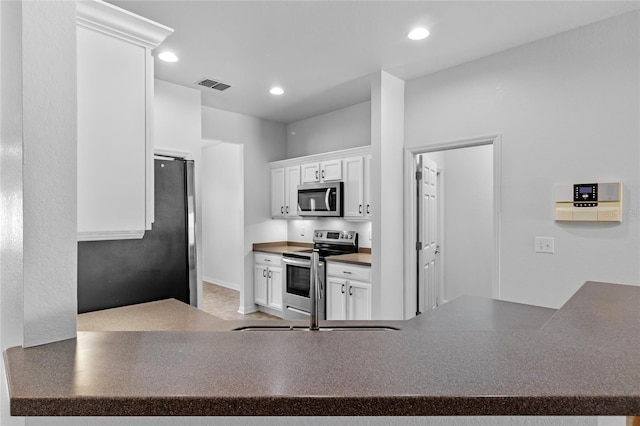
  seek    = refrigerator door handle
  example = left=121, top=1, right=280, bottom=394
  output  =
left=185, top=160, right=198, bottom=307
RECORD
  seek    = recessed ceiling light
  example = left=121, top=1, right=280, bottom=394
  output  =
left=158, top=51, right=179, bottom=62
left=408, top=27, right=430, bottom=41
left=269, top=87, right=284, bottom=95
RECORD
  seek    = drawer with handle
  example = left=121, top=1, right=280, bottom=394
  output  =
left=253, top=253, right=282, bottom=266
left=326, top=262, right=371, bottom=282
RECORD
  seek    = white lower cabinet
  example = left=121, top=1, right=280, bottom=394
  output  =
left=253, top=253, right=283, bottom=312
left=326, top=262, right=371, bottom=320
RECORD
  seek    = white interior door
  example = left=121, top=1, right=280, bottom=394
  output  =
left=418, top=155, right=439, bottom=313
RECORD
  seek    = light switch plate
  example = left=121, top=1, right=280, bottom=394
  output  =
left=535, top=237, right=555, bottom=254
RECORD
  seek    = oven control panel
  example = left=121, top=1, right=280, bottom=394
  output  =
left=313, top=230, right=357, bottom=244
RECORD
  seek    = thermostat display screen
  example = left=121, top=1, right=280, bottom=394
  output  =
left=574, top=183, right=598, bottom=204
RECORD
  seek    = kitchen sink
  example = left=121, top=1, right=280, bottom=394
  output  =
left=233, top=325, right=399, bottom=332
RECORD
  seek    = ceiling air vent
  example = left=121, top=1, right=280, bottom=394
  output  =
left=196, top=78, right=231, bottom=91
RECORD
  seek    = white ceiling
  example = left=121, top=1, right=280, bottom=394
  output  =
left=108, top=1, right=639, bottom=124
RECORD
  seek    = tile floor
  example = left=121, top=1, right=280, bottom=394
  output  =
left=201, top=281, right=278, bottom=321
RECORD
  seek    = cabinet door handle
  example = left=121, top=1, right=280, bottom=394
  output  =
left=341, top=284, right=345, bottom=294
left=263, top=269, right=266, bottom=277
left=268, top=271, right=272, bottom=279
left=286, top=206, right=289, bottom=214
left=281, top=206, right=284, bottom=214
left=315, top=170, right=319, bottom=180
left=349, top=286, right=353, bottom=296
left=343, top=271, right=352, bottom=275
left=322, top=170, right=325, bottom=179
left=359, top=204, right=362, bottom=214
left=264, top=258, right=271, bottom=262
left=366, top=204, right=370, bottom=214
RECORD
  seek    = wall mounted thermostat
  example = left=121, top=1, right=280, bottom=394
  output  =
left=554, top=182, right=623, bottom=222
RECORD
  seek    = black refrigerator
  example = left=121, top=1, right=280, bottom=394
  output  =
left=78, top=157, right=197, bottom=313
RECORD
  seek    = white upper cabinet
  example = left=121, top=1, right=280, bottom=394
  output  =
left=301, top=159, right=343, bottom=183
left=364, top=154, right=372, bottom=218
left=269, top=146, right=371, bottom=220
left=76, top=1, right=172, bottom=241
left=320, top=159, right=343, bottom=182
left=343, top=156, right=365, bottom=218
left=285, top=166, right=301, bottom=217
left=271, top=166, right=300, bottom=218
left=343, top=155, right=372, bottom=220
left=271, top=168, right=286, bottom=218
left=301, top=163, right=320, bottom=183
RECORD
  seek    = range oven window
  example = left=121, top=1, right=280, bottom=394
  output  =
left=285, top=264, right=310, bottom=298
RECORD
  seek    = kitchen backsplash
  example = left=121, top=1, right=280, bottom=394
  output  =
left=286, top=219, right=372, bottom=248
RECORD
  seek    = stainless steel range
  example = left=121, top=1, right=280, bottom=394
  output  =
left=282, top=230, right=358, bottom=320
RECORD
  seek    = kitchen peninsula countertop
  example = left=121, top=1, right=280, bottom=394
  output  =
left=4, top=281, right=640, bottom=417
left=77, top=299, right=241, bottom=332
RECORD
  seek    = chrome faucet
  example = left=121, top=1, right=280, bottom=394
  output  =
left=309, top=249, right=320, bottom=331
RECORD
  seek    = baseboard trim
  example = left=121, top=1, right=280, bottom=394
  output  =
left=256, top=305, right=283, bottom=318
left=202, top=277, right=240, bottom=291
left=238, top=304, right=258, bottom=315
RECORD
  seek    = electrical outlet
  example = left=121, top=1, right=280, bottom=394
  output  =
left=300, top=227, right=305, bottom=236
left=535, top=237, right=555, bottom=254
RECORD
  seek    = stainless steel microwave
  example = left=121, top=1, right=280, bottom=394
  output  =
left=297, top=182, right=343, bottom=217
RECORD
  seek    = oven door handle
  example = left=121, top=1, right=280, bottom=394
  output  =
left=287, top=306, right=310, bottom=317
left=282, top=257, right=311, bottom=268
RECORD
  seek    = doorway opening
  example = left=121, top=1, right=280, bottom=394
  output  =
left=201, top=140, right=244, bottom=305
left=404, top=135, right=501, bottom=318
left=200, top=140, right=280, bottom=321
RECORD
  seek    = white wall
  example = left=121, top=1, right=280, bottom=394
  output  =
left=371, top=71, right=405, bottom=320
left=284, top=101, right=373, bottom=245
left=22, top=0, right=78, bottom=348
left=202, top=142, right=244, bottom=290
left=287, top=219, right=372, bottom=248
left=405, top=11, right=640, bottom=308
left=1, top=1, right=26, bottom=424
left=286, top=101, right=370, bottom=158
left=425, top=145, right=494, bottom=302
left=1, top=1, right=77, bottom=424
left=153, top=79, right=204, bottom=306
left=201, top=106, right=287, bottom=312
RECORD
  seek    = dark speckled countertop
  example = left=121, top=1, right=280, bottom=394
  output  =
left=252, top=241, right=313, bottom=255
left=4, top=281, right=640, bottom=417
left=325, top=252, right=371, bottom=266
left=252, top=242, right=372, bottom=265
